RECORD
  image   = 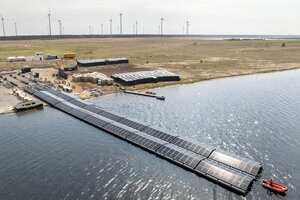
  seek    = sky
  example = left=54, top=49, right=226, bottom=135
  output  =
left=0, top=0, right=299, bottom=36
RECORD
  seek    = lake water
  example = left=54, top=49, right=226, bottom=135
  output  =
left=0, top=70, right=299, bottom=200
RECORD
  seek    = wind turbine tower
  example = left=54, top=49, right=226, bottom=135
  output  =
left=109, top=19, right=112, bottom=34
left=186, top=20, right=189, bottom=35
left=0, top=14, right=5, bottom=36
left=48, top=10, right=52, bottom=35
left=58, top=20, right=62, bottom=35
left=14, top=22, right=17, bottom=36
left=101, top=24, right=103, bottom=35
left=160, top=17, right=164, bottom=35
left=119, top=12, right=123, bottom=34
left=135, top=21, right=138, bottom=34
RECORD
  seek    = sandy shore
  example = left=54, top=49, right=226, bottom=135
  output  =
left=0, top=37, right=300, bottom=99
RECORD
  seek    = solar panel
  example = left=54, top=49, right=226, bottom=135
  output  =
left=118, top=117, right=147, bottom=131
left=84, top=115, right=112, bottom=128
left=127, top=132, right=167, bottom=152
left=142, top=126, right=177, bottom=142
left=56, top=92, right=73, bottom=101
left=171, top=137, right=215, bottom=157
left=67, top=108, right=90, bottom=119
left=98, top=110, right=123, bottom=121
left=102, top=122, right=136, bottom=138
left=156, top=144, right=205, bottom=169
left=69, top=98, right=88, bottom=108
left=23, top=86, right=36, bottom=94
left=47, top=88, right=61, bottom=96
left=34, top=91, right=49, bottom=100
left=195, top=160, right=253, bottom=194
left=208, top=151, right=262, bottom=177
left=44, top=96, right=60, bottom=106
left=55, top=102, right=74, bottom=112
left=83, top=105, right=105, bottom=114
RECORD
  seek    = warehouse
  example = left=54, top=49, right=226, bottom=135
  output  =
left=112, top=70, right=180, bottom=86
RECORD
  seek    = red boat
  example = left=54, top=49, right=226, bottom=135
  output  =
left=262, top=179, right=288, bottom=193
left=145, top=91, right=156, bottom=95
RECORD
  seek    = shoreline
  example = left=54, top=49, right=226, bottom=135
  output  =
left=86, top=66, right=300, bottom=100
left=1, top=66, right=299, bottom=116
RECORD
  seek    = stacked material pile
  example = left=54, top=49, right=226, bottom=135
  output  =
left=72, top=72, right=114, bottom=85
left=112, top=70, right=180, bottom=86
left=15, top=90, right=33, bottom=101
left=77, top=57, right=128, bottom=67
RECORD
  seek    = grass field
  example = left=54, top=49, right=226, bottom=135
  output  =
left=1, top=37, right=300, bottom=90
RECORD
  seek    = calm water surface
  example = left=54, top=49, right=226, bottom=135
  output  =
left=0, top=70, right=299, bottom=200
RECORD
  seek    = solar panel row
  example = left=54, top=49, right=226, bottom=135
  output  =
left=103, top=122, right=136, bottom=139
left=195, top=160, right=253, bottom=193
left=208, top=151, right=262, bottom=177
left=127, top=132, right=167, bottom=152
left=156, top=144, right=205, bottom=169
left=142, top=126, right=177, bottom=142
left=171, top=137, right=216, bottom=158
left=29, top=85, right=262, bottom=194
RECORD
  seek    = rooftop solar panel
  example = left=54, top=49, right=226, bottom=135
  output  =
left=195, top=160, right=253, bottom=194
left=47, top=88, right=61, bottom=96
left=208, top=151, right=262, bottom=177
left=171, top=137, right=216, bottom=157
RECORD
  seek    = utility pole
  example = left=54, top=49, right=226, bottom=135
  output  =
left=160, top=17, right=164, bottom=35
left=48, top=9, right=52, bottom=35
left=0, top=15, right=5, bottom=36
left=135, top=21, right=138, bottom=35
left=14, top=22, right=17, bottom=36
left=109, top=18, right=112, bottom=34
left=186, top=20, right=189, bottom=35
left=119, top=12, right=123, bottom=34
left=101, top=24, right=103, bottom=35
left=58, top=20, right=62, bottom=35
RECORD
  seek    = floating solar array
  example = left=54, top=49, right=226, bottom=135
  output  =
left=77, top=57, right=129, bottom=67
left=112, top=70, right=180, bottom=86
left=27, top=84, right=262, bottom=195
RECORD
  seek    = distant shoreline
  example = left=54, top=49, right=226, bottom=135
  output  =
left=1, top=34, right=300, bottom=41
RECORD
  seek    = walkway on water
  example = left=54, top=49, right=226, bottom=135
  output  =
left=24, top=84, right=262, bottom=195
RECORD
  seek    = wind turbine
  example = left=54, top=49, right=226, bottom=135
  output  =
left=109, top=18, right=112, bottom=34
left=48, top=9, right=52, bottom=35
left=119, top=12, right=123, bottom=34
left=14, top=22, right=17, bottom=36
left=58, top=20, right=62, bottom=35
left=186, top=20, right=190, bottom=35
left=160, top=16, right=164, bottom=35
left=135, top=21, right=138, bottom=35
left=0, top=14, right=6, bottom=36
left=101, top=24, right=103, bottom=35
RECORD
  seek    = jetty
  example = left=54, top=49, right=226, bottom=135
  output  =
left=24, top=83, right=262, bottom=195
left=124, top=91, right=165, bottom=100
